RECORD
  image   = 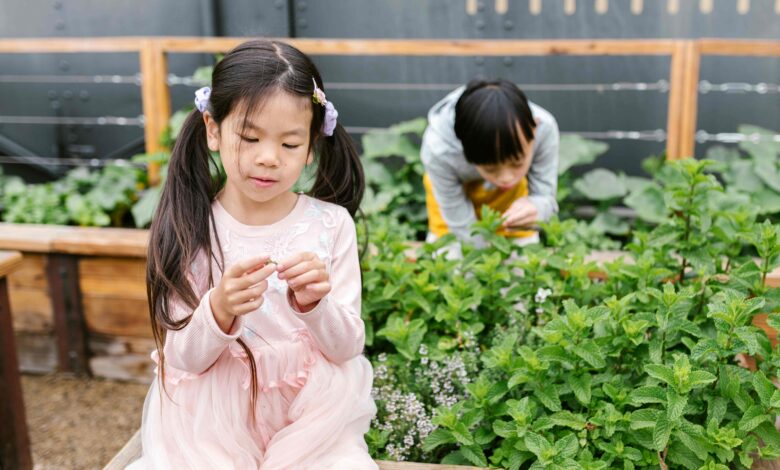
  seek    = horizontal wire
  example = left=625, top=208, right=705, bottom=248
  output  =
left=0, top=155, right=144, bottom=167
left=696, top=131, right=780, bottom=143
left=0, top=116, right=144, bottom=126
left=3, top=73, right=777, bottom=95
left=2, top=130, right=777, bottom=168
left=699, top=81, right=780, bottom=94
left=0, top=73, right=141, bottom=85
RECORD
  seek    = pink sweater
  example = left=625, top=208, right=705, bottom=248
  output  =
left=161, top=195, right=366, bottom=379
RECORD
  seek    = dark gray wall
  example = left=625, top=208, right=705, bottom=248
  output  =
left=1, top=0, right=778, bottom=181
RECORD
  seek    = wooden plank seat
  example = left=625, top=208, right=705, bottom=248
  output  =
left=0, top=250, right=32, bottom=470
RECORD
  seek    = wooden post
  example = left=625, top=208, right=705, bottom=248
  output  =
left=666, top=41, right=687, bottom=160
left=139, top=39, right=171, bottom=186
left=46, top=254, right=90, bottom=376
left=677, top=41, right=701, bottom=159
left=0, top=251, right=32, bottom=470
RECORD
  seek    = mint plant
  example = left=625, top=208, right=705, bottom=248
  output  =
left=364, top=159, right=780, bottom=468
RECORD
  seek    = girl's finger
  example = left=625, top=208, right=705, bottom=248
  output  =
left=225, top=255, right=270, bottom=279
left=287, top=269, right=328, bottom=291
left=238, top=262, right=277, bottom=289
left=303, top=282, right=331, bottom=298
left=276, top=252, right=316, bottom=273
left=233, top=281, right=268, bottom=304
left=277, top=259, right=324, bottom=280
left=234, top=297, right=264, bottom=315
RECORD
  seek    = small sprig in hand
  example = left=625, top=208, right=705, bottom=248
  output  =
left=276, top=252, right=330, bottom=313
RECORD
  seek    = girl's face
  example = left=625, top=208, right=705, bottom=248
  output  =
left=474, top=127, right=534, bottom=191
left=204, top=91, right=313, bottom=213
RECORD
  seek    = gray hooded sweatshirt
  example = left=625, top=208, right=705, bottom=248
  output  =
left=420, top=86, right=559, bottom=241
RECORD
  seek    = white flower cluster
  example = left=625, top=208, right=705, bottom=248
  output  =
left=370, top=350, right=473, bottom=461
left=415, top=353, right=470, bottom=408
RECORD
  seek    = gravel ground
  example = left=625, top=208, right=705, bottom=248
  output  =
left=21, top=373, right=149, bottom=470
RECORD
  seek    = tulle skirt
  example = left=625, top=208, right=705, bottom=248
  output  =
left=126, top=331, right=377, bottom=470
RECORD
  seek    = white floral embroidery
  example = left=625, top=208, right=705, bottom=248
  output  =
left=321, top=208, right=338, bottom=229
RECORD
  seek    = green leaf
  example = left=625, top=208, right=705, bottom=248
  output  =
left=493, top=420, right=517, bottom=438
left=688, top=370, right=717, bottom=389
left=558, top=134, right=609, bottom=175
left=524, top=432, right=552, bottom=458
left=653, top=413, right=673, bottom=451
left=767, top=314, right=780, bottom=332
left=707, top=397, right=728, bottom=426
left=131, top=185, right=162, bottom=228
left=666, top=441, right=703, bottom=470
left=549, top=411, right=588, bottom=430
left=460, top=444, right=488, bottom=467
left=624, top=182, right=667, bottom=224
left=645, top=364, right=675, bottom=386
left=667, top=390, right=688, bottom=422
left=629, top=386, right=666, bottom=405
left=630, top=409, right=660, bottom=430
left=422, top=428, right=456, bottom=452
left=534, top=383, right=562, bottom=412
left=574, top=169, right=627, bottom=201
left=572, top=341, right=606, bottom=369
left=734, top=326, right=761, bottom=355
left=739, top=405, right=769, bottom=432
left=568, top=373, right=592, bottom=405
left=554, top=433, right=580, bottom=460
left=718, top=365, right=740, bottom=399
left=451, top=422, right=475, bottom=445
left=752, top=371, right=775, bottom=408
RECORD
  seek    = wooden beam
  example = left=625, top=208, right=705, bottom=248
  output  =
left=158, top=37, right=679, bottom=56
left=699, top=39, right=780, bottom=56
left=0, top=37, right=142, bottom=53
left=0, top=251, right=32, bottom=470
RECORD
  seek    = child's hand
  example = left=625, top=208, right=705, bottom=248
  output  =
left=502, top=197, right=538, bottom=229
left=210, top=255, right=276, bottom=332
left=276, top=252, right=331, bottom=313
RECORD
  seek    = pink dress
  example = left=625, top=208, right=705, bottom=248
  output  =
left=128, top=196, right=377, bottom=469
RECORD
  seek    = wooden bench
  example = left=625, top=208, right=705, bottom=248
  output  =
left=0, top=250, right=32, bottom=470
left=103, top=429, right=488, bottom=470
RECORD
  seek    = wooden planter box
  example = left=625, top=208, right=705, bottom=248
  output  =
left=2, top=223, right=778, bottom=385
left=0, top=223, right=155, bottom=382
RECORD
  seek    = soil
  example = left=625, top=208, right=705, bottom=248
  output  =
left=21, top=373, right=148, bottom=470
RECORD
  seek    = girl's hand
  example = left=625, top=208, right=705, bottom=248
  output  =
left=276, top=252, right=331, bottom=313
left=502, top=197, right=538, bottom=229
left=210, top=255, right=276, bottom=332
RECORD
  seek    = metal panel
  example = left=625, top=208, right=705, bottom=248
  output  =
left=0, top=0, right=777, bottom=181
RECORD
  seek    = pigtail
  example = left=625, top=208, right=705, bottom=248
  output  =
left=310, top=123, right=365, bottom=217
left=146, top=110, right=219, bottom=394
left=147, top=107, right=260, bottom=418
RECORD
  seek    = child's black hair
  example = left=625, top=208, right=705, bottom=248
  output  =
left=454, top=78, right=537, bottom=165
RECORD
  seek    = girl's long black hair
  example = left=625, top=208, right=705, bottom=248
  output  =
left=147, top=40, right=364, bottom=414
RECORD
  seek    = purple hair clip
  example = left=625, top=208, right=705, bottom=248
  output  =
left=194, top=86, right=211, bottom=113
left=312, top=78, right=338, bottom=137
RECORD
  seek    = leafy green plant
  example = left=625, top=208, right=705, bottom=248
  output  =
left=360, top=118, right=428, bottom=238
left=1, top=163, right=143, bottom=227
left=364, top=159, right=780, bottom=468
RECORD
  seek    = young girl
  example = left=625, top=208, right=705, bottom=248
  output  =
left=421, top=79, right=560, bottom=247
left=127, top=40, right=376, bottom=469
